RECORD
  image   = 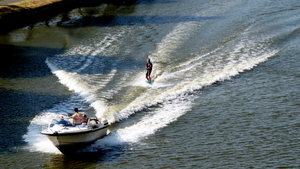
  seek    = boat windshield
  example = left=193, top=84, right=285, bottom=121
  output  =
left=49, top=119, right=58, bottom=128
left=49, top=118, right=72, bottom=127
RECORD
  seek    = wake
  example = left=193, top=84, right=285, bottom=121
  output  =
left=22, top=3, right=282, bottom=154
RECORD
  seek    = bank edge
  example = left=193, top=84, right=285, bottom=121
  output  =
left=0, top=0, right=137, bottom=33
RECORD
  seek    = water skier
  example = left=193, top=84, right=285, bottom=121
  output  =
left=145, top=59, right=153, bottom=82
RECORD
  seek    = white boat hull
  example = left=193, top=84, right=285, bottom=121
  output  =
left=41, top=117, right=109, bottom=154
left=45, top=127, right=108, bottom=146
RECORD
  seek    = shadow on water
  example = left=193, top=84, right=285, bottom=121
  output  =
left=47, top=55, right=146, bottom=75
left=0, top=44, right=144, bottom=76
left=137, top=0, right=177, bottom=5
left=61, top=0, right=221, bottom=28
left=108, top=0, right=177, bottom=5
left=47, top=146, right=126, bottom=167
left=58, top=15, right=222, bottom=28
left=52, top=1, right=221, bottom=28
left=23, top=0, right=222, bottom=30
left=0, top=44, right=63, bottom=78
left=0, top=89, right=71, bottom=152
left=0, top=44, right=72, bottom=152
left=0, top=0, right=150, bottom=32
left=0, top=0, right=139, bottom=33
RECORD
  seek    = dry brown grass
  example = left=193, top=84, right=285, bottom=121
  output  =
left=9, top=0, right=63, bottom=9
left=0, top=0, right=64, bottom=17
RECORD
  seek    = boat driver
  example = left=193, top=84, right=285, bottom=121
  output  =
left=56, top=116, right=69, bottom=126
left=72, top=108, right=84, bottom=125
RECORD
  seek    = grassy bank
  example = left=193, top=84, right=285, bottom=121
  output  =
left=0, top=0, right=137, bottom=33
left=0, top=0, right=101, bottom=32
left=0, top=0, right=65, bottom=17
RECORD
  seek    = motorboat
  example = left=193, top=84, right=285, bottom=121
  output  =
left=41, top=115, right=109, bottom=154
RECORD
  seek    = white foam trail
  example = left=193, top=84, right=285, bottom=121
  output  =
left=149, top=21, right=199, bottom=62
left=162, top=49, right=281, bottom=94
left=46, top=59, right=88, bottom=95
left=44, top=28, right=127, bottom=116
left=111, top=41, right=280, bottom=123
left=61, top=29, right=127, bottom=57
left=45, top=58, right=117, bottom=117
left=22, top=112, right=61, bottom=154
left=102, top=13, right=282, bottom=123
left=75, top=56, right=94, bottom=72
left=116, top=99, right=191, bottom=142
left=83, top=95, right=195, bottom=151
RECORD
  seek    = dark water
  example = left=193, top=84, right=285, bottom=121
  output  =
left=1, top=0, right=300, bottom=168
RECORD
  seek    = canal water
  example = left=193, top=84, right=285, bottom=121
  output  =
left=0, top=0, right=300, bottom=168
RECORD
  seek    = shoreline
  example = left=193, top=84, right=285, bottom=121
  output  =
left=0, top=0, right=89, bottom=32
left=0, top=0, right=24, bottom=6
left=0, top=0, right=77, bottom=17
left=0, top=0, right=136, bottom=33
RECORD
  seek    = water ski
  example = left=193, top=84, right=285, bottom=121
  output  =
left=146, top=80, right=153, bottom=84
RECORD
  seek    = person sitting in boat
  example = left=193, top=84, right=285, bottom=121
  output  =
left=56, top=116, right=69, bottom=126
left=72, top=108, right=84, bottom=125
left=82, top=114, right=88, bottom=124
